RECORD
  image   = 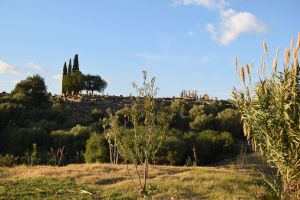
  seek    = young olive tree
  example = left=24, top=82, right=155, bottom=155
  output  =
left=107, top=71, right=169, bottom=196
left=232, top=33, right=300, bottom=199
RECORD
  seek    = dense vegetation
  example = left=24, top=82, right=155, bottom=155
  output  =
left=233, top=34, right=300, bottom=199
left=0, top=72, right=242, bottom=168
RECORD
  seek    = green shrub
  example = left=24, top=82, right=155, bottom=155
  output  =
left=156, top=134, right=186, bottom=165
left=4, top=126, right=48, bottom=155
left=194, top=130, right=236, bottom=164
left=84, top=133, right=109, bottom=163
left=169, top=99, right=186, bottom=116
left=189, top=114, right=215, bottom=131
left=51, top=102, right=64, bottom=111
left=90, top=109, right=106, bottom=122
left=189, top=105, right=206, bottom=118
left=50, top=125, right=91, bottom=163
left=216, top=108, right=242, bottom=138
left=0, top=154, right=18, bottom=167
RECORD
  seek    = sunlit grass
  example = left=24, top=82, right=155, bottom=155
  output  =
left=0, top=156, right=274, bottom=199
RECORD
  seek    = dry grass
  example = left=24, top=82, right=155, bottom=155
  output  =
left=0, top=154, right=274, bottom=199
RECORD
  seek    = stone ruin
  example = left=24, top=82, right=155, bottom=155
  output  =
left=180, top=90, right=199, bottom=99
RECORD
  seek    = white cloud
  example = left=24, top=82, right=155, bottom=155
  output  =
left=207, top=9, right=267, bottom=45
left=53, top=74, right=62, bottom=81
left=136, top=54, right=161, bottom=60
left=174, top=0, right=267, bottom=45
left=188, top=31, right=195, bottom=36
left=0, top=59, right=21, bottom=75
left=173, top=0, right=227, bottom=9
left=27, top=62, right=44, bottom=72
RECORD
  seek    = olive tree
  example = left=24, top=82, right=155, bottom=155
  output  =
left=107, top=71, right=169, bottom=196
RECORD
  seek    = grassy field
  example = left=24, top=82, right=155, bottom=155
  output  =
left=0, top=154, right=274, bottom=199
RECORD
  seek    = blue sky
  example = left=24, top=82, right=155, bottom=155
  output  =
left=0, top=0, right=299, bottom=99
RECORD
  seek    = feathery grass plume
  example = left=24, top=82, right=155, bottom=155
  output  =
left=244, top=64, right=251, bottom=82
left=245, top=64, right=250, bottom=75
left=256, top=68, right=261, bottom=81
left=293, top=48, right=297, bottom=61
left=284, top=48, right=289, bottom=66
left=290, top=37, right=295, bottom=51
left=263, top=41, right=268, bottom=58
left=285, top=49, right=291, bottom=67
left=296, top=33, right=300, bottom=54
left=296, top=33, right=300, bottom=53
left=261, top=55, right=266, bottom=73
left=293, top=49, right=299, bottom=74
left=239, top=67, right=245, bottom=83
left=250, top=62, right=253, bottom=72
left=273, top=48, right=279, bottom=72
left=234, top=56, right=238, bottom=72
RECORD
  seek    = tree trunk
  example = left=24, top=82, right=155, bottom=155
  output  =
left=140, top=157, right=148, bottom=196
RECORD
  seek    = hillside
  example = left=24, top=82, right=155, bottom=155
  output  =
left=50, top=94, right=232, bottom=113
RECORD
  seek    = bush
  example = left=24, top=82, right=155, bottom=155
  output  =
left=50, top=125, right=91, bottom=163
left=0, top=154, right=18, bottom=167
left=189, top=114, right=215, bottom=131
left=169, top=99, right=186, bottom=116
left=189, top=105, right=206, bottom=118
left=90, top=109, right=106, bottom=122
left=4, top=126, right=48, bottom=155
left=216, top=108, right=242, bottom=138
left=62, top=113, right=93, bottom=128
left=84, top=133, right=109, bottom=163
left=156, top=129, right=238, bottom=165
left=156, top=133, right=186, bottom=165
left=0, top=102, right=25, bottom=129
left=194, top=130, right=236, bottom=164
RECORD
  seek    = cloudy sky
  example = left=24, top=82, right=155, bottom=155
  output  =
left=0, top=0, right=298, bottom=98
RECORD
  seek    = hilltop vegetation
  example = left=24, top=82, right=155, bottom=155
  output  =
left=0, top=71, right=243, bottom=167
left=61, top=54, right=107, bottom=96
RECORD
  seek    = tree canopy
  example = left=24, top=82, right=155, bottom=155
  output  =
left=11, top=75, right=49, bottom=107
left=84, top=75, right=107, bottom=94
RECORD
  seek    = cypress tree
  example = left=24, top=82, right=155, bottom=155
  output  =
left=65, top=59, right=72, bottom=95
left=62, top=62, right=67, bottom=94
left=68, top=59, right=72, bottom=75
left=63, top=62, right=67, bottom=75
left=73, top=54, right=79, bottom=72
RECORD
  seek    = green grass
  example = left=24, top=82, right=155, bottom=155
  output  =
left=0, top=178, right=101, bottom=200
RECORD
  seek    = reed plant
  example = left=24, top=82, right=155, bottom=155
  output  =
left=233, top=33, right=300, bottom=199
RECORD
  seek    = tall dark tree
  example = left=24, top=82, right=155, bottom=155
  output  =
left=62, top=62, right=67, bottom=94
left=63, top=62, right=67, bottom=75
left=84, top=75, right=107, bottom=94
left=72, top=54, right=79, bottom=73
left=68, top=59, right=72, bottom=75
left=71, top=71, right=85, bottom=94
